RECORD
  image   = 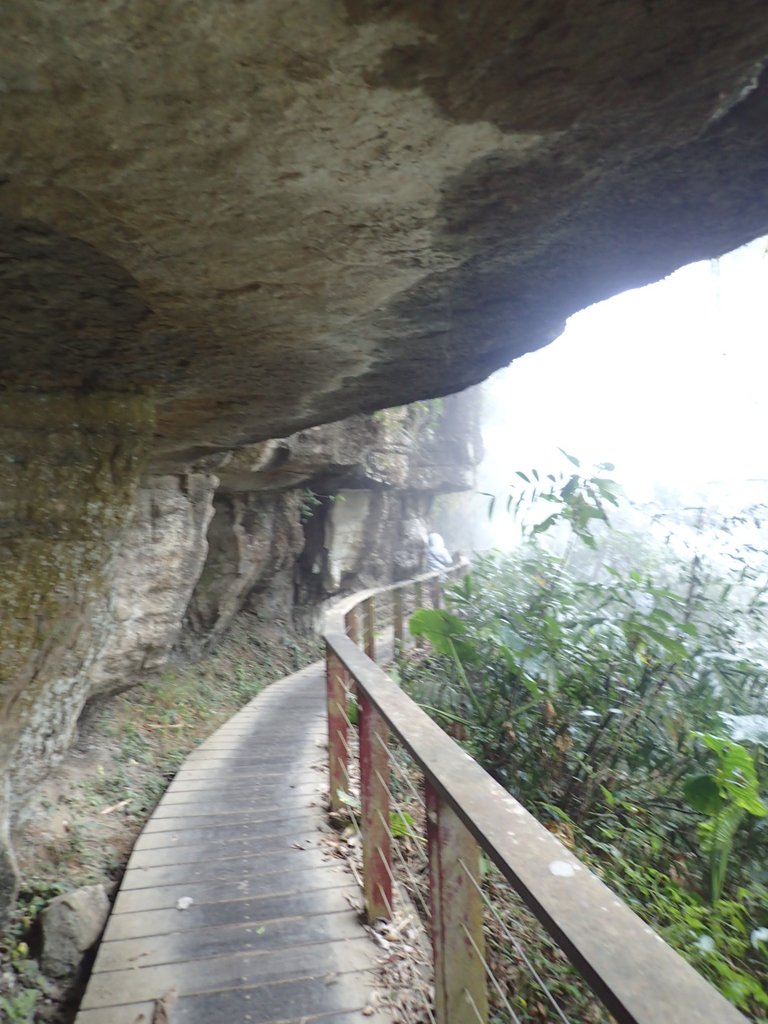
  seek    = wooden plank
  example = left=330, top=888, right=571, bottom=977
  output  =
left=103, top=885, right=360, bottom=941
left=126, top=836, right=332, bottom=870
left=77, top=656, right=388, bottom=1024
left=76, top=970, right=384, bottom=1024
left=89, top=918, right=369, bottom=982
left=150, top=790, right=319, bottom=815
left=121, top=848, right=332, bottom=890
left=142, top=809, right=322, bottom=832
left=133, top=821, right=330, bottom=852
left=112, top=863, right=353, bottom=914
left=164, top=771, right=325, bottom=790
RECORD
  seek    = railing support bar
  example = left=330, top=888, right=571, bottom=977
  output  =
left=426, top=779, right=489, bottom=1024
left=345, top=607, right=359, bottom=646
left=364, top=596, right=376, bottom=661
left=359, top=692, right=392, bottom=922
left=393, top=587, right=404, bottom=653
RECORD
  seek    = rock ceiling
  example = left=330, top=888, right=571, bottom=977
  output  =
left=2, top=1, right=767, bottom=466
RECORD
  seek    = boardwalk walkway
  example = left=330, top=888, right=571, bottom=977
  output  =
left=76, top=661, right=391, bottom=1024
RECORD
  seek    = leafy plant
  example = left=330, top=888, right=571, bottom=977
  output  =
left=401, top=461, right=768, bottom=1017
left=0, top=989, right=39, bottom=1023
left=685, top=733, right=767, bottom=902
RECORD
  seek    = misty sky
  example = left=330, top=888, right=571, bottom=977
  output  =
left=486, top=235, right=768, bottom=505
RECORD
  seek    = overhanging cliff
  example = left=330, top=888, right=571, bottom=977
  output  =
left=2, top=2, right=768, bottom=462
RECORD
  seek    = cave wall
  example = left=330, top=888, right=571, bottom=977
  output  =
left=0, top=392, right=153, bottom=913
left=185, top=490, right=305, bottom=646
left=186, top=389, right=482, bottom=641
left=84, top=474, right=217, bottom=698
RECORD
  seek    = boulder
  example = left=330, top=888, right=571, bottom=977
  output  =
left=40, top=884, right=110, bottom=979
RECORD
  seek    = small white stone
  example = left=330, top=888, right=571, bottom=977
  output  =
left=549, top=861, right=575, bottom=878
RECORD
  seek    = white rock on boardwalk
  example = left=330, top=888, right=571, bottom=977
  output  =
left=41, top=884, right=110, bottom=978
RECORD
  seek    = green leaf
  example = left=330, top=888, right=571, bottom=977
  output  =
left=409, top=609, right=479, bottom=664
left=389, top=809, right=415, bottom=838
left=532, top=514, right=558, bottom=535
left=336, top=789, right=361, bottom=811
left=558, top=448, right=581, bottom=468
left=684, top=774, right=724, bottom=815
left=560, top=475, right=579, bottom=501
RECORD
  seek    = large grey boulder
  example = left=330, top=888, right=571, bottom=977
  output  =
left=40, top=884, right=110, bottom=979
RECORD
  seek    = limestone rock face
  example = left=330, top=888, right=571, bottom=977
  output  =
left=186, top=490, right=306, bottom=646
left=85, top=475, right=217, bottom=697
left=0, top=393, right=152, bottom=915
left=1, top=3, right=768, bottom=464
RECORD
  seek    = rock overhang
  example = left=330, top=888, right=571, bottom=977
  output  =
left=1, top=0, right=767, bottom=466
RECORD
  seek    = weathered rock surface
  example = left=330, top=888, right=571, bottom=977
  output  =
left=187, top=391, right=481, bottom=641
left=40, top=884, right=110, bottom=979
left=85, top=474, right=217, bottom=697
left=1, top=3, right=768, bottom=463
left=186, top=490, right=306, bottom=645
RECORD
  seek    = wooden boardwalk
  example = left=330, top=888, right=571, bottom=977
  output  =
left=76, top=662, right=391, bottom=1024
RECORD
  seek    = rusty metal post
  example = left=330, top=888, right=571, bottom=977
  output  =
left=426, top=781, right=489, bottom=1024
left=414, top=581, right=424, bottom=649
left=364, top=596, right=375, bottom=661
left=393, top=587, right=404, bottom=653
left=345, top=606, right=360, bottom=646
left=359, top=691, right=392, bottom=922
left=326, top=644, right=350, bottom=814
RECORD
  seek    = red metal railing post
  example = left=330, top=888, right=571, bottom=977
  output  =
left=345, top=607, right=359, bottom=646
left=393, top=587, right=404, bottom=653
left=364, top=596, right=375, bottom=661
left=414, top=581, right=424, bottom=649
left=426, top=780, right=489, bottom=1024
left=326, top=644, right=350, bottom=814
left=359, top=691, right=392, bottom=922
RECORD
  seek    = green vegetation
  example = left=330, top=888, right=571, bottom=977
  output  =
left=402, top=461, right=768, bottom=1020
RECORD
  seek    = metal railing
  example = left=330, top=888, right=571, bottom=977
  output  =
left=322, top=566, right=747, bottom=1024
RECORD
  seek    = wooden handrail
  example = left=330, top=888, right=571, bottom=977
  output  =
left=322, top=567, right=747, bottom=1024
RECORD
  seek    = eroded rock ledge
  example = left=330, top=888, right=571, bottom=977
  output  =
left=1, top=3, right=768, bottom=462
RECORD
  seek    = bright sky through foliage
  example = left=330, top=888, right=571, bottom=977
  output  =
left=488, top=236, right=768, bottom=504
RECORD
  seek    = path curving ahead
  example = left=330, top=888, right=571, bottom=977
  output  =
left=75, top=661, right=390, bottom=1024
